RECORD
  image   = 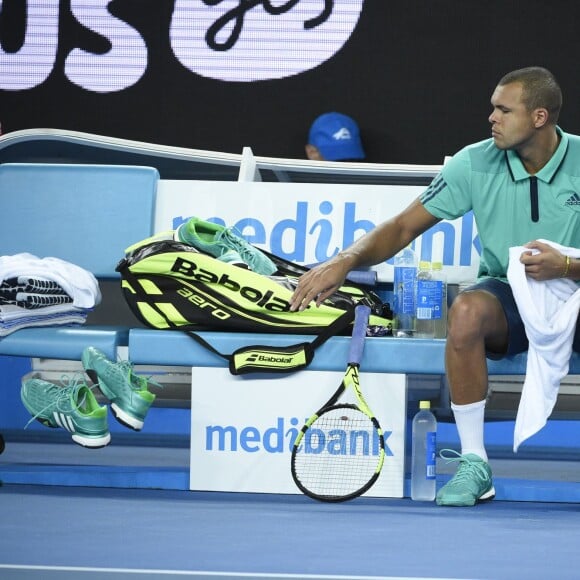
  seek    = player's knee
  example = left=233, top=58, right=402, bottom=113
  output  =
left=447, top=291, right=488, bottom=344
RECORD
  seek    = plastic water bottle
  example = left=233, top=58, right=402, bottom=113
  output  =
left=411, top=400, right=437, bottom=501
left=415, top=260, right=435, bottom=338
left=430, top=235, right=448, bottom=338
left=431, top=260, right=447, bottom=338
left=393, top=245, right=417, bottom=337
left=415, top=260, right=448, bottom=338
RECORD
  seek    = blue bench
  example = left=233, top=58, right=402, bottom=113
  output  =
left=128, top=329, right=580, bottom=375
left=128, top=329, right=579, bottom=421
left=1, top=161, right=578, bottom=410
left=0, top=163, right=158, bottom=360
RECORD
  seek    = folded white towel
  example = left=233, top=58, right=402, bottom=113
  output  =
left=0, top=253, right=101, bottom=309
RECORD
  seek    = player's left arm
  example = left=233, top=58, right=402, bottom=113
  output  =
left=521, top=240, right=579, bottom=281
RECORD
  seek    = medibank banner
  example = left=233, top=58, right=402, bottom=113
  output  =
left=156, top=180, right=481, bottom=284
left=189, top=368, right=406, bottom=497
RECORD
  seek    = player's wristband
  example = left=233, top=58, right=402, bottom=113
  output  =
left=561, top=255, right=571, bottom=278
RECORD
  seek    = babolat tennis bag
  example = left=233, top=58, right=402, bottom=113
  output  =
left=116, top=234, right=392, bottom=375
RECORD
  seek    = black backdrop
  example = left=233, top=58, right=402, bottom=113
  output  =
left=1, top=0, right=580, bottom=164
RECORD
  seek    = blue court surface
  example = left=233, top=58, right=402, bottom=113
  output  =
left=2, top=419, right=580, bottom=580
left=1, top=480, right=580, bottom=580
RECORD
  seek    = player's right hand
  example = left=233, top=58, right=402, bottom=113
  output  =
left=289, top=259, right=351, bottom=311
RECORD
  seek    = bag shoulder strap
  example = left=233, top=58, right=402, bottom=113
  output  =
left=185, top=307, right=355, bottom=375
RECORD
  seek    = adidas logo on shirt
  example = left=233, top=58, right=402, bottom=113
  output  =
left=565, top=192, right=580, bottom=206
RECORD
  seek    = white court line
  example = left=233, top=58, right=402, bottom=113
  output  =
left=0, top=564, right=473, bottom=580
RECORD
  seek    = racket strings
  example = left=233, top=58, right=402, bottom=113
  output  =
left=293, top=406, right=383, bottom=500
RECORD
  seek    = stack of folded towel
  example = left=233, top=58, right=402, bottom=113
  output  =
left=0, top=253, right=101, bottom=337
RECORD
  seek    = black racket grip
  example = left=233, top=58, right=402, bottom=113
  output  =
left=348, top=304, right=371, bottom=365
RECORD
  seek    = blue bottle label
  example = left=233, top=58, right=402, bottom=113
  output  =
left=426, top=431, right=436, bottom=479
left=416, top=280, right=444, bottom=320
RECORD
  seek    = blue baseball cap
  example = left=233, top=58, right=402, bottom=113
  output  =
left=307, top=112, right=365, bottom=161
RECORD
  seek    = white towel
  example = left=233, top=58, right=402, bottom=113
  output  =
left=507, top=240, right=580, bottom=452
left=0, top=253, right=101, bottom=309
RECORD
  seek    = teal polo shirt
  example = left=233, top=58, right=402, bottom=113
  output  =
left=421, top=127, right=580, bottom=280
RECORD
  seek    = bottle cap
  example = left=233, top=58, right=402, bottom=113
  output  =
left=432, top=261, right=443, bottom=270
left=419, top=260, right=431, bottom=269
left=419, top=400, right=430, bottom=409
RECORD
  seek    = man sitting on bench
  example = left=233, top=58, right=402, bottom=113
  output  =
left=289, top=66, right=580, bottom=507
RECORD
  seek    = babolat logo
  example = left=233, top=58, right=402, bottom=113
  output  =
left=246, top=354, right=293, bottom=364
left=171, top=256, right=292, bottom=312
left=234, top=348, right=307, bottom=372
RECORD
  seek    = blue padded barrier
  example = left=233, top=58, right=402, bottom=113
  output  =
left=0, top=326, right=128, bottom=361
left=0, top=163, right=158, bottom=279
left=0, top=163, right=158, bottom=358
left=128, top=329, right=580, bottom=375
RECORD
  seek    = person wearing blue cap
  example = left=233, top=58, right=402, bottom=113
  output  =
left=305, top=112, right=365, bottom=161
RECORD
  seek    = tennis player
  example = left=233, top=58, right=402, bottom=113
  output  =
left=290, top=66, right=580, bottom=507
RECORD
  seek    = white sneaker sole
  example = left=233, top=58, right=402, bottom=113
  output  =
left=111, top=403, right=144, bottom=431
left=72, top=432, right=111, bottom=449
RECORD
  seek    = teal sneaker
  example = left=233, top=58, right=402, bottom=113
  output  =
left=175, top=217, right=277, bottom=275
left=82, top=346, right=159, bottom=431
left=436, top=449, right=495, bottom=506
left=21, top=376, right=110, bottom=448
left=219, top=249, right=250, bottom=269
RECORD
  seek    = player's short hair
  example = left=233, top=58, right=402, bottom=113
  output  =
left=498, top=67, right=562, bottom=123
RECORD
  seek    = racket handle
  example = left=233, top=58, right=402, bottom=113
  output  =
left=346, top=269, right=378, bottom=286
left=348, top=304, right=371, bottom=365
left=305, top=263, right=378, bottom=287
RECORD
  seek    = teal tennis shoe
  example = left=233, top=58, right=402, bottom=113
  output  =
left=175, top=216, right=277, bottom=275
left=436, top=450, right=495, bottom=506
left=21, top=376, right=110, bottom=448
left=218, top=249, right=250, bottom=269
left=82, top=346, right=158, bottom=431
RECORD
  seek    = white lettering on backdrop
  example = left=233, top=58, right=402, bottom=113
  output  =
left=0, top=0, right=365, bottom=91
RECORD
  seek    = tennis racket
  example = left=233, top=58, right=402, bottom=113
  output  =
left=291, top=303, right=385, bottom=502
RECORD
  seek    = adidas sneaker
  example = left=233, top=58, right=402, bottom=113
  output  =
left=82, top=346, right=159, bottom=431
left=175, top=217, right=277, bottom=275
left=21, top=376, right=110, bottom=448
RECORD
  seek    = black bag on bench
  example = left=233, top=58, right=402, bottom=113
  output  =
left=116, top=235, right=392, bottom=375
